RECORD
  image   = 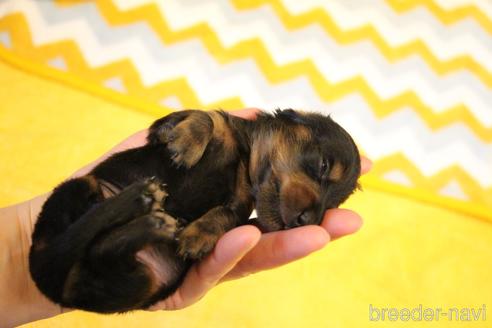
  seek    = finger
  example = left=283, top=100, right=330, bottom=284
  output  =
left=228, top=108, right=261, bottom=120
left=361, top=156, right=372, bottom=175
left=152, top=225, right=260, bottom=310
left=222, top=225, right=329, bottom=282
left=321, top=208, right=363, bottom=240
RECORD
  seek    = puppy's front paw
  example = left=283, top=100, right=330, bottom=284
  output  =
left=177, top=221, right=220, bottom=260
left=158, top=112, right=213, bottom=168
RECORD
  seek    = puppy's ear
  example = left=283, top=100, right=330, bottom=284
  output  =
left=275, top=109, right=306, bottom=124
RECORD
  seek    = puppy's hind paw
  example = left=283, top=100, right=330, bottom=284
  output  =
left=141, top=177, right=168, bottom=211
left=146, top=211, right=179, bottom=240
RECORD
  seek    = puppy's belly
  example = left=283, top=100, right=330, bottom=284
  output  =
left=136, top=243, right=186, bottom=294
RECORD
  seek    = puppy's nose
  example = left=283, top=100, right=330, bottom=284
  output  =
left=283, top=210, right=316, bottom=229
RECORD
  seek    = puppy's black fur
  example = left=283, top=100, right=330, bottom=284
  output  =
left=29, top=109, right=360, bottom=313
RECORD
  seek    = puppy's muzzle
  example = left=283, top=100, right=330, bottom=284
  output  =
left=279, top=176, right=320, bottom=228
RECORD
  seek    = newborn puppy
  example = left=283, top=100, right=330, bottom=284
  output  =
left=29, top=109, right=360, bottom=313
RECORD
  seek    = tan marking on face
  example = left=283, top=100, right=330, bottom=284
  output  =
left=249, top=141, right=260, bottom=180
left=250, top=125, right=313, bottom=187
left=271, top=132, right=297, bottom=171
left=279, top=172, right=320, bottom=220
left=249, top=130, right=274, bottom=181
left=234, top=161, right=251, bottom=204
left=329, top=161, right=345, bottom=181
left=282, top=172, right=320, bottom=203
left=294, top=125, right=311, bottom=141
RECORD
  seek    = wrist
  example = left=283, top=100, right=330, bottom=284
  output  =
left=0, top=195, right=63, bottom=327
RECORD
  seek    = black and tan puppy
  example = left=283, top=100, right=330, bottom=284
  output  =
left=29, top=109, right=360, bottom=313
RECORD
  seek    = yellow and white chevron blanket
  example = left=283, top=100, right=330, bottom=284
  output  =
left=0, top=0, right=491, bottom=327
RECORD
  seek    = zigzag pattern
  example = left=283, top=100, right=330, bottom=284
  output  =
left=328, top=97, right=492, bottom=187
left=387, top=0, right=492, bottom=35
left=0, top=14, right=243, bottom=110
left=0, top=0, right=491, bottom=215
left=372, top=153, right=492, bottom=205
left=231, top=0, right=492, bottom=87
left=146, top=0, right=492, bottom=127
left=4, top=0, right=491, bottom=141
left=77, top=0, right=492, bottom=142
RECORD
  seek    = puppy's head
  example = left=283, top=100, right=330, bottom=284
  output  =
left=250, top=110, right=360, bottom=232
